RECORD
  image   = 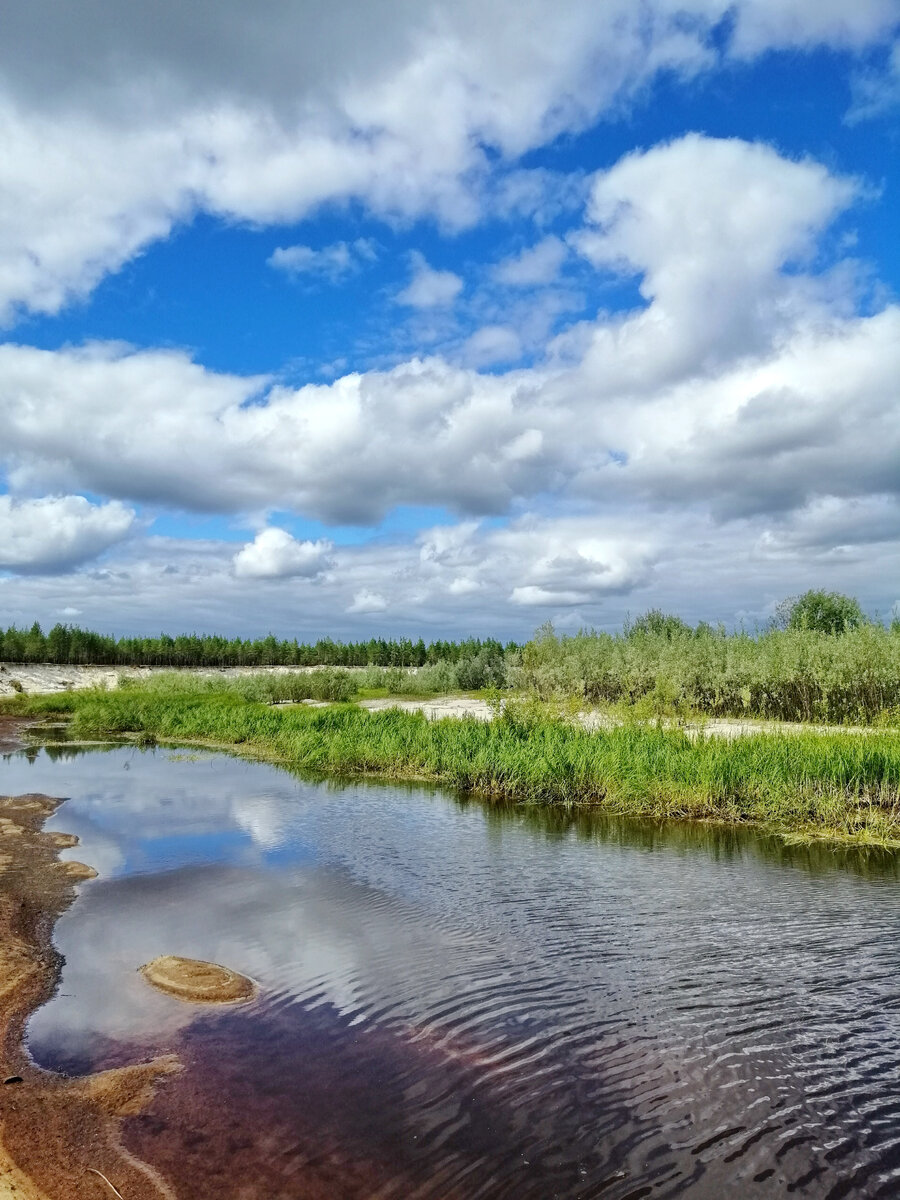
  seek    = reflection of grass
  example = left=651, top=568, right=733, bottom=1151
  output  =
left=17, top=685, right=900, bottom=848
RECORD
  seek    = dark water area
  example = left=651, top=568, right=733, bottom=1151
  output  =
left=3, top=745, right=900, bottom=1198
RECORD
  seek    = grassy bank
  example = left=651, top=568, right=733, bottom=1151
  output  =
left=11, top=685, right=900, bottom=847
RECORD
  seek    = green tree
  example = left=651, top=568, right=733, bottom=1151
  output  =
left=776, top=590, right=866, bottom=635
left=628, top=609, right=693, bottom=640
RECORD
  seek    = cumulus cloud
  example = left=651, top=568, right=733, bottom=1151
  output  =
left=462, top=325, right=523, bottom=367
left=0, top=343, right=552, bottom=522
left=232, top=528, right=332, bottom=579
left=0, top=495, right=134, bottom=573
left=0, top=135, right=878, bottom=532
left=6, top=499, right=900, bottom=639
left=396, top=252, right=463, bottom=309
left=347, top=589, right=388, bottom=614
left=754, top=496, right=900, bottom=560
left=493, top=236, right=568, bottom=286
left=584, top=307, right=900, bottom=521
left=725, top=0, right=898, bottom=56
left=416, top=520, right=653, bottom=607
left=571, top=134, right=858, bottom=374
left=267, top=238, right=377, bottom=280
left=3, top=131, right=900, bottom=628
left=848, top=39, right=900, bottom=122
left=0, top=0, right=895, bottom=320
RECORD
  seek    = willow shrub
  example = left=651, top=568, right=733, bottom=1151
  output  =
left=516, top=624, right=900, bottom=724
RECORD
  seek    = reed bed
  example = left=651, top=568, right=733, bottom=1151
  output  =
left=21, top=686, right=900, bottom=847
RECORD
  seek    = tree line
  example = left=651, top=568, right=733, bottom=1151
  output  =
left=0, top=621, right=517, bottom=669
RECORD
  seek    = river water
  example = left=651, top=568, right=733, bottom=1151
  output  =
left=3, top=743, right=900, bottom=1198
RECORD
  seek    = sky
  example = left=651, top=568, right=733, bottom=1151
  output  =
left=1, top=0, right=900, bottom=641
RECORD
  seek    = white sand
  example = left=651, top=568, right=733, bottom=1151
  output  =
left=0, top=662, right=324, bottom=698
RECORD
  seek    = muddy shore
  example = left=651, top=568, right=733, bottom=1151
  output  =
left=0, top=716, right=33, bottom=755
left=0, top=793, right=180, bottom=1200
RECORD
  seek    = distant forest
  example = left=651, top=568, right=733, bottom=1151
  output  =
left=0, top=621, right=516, bottom=669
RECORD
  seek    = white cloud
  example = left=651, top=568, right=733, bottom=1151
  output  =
left=462, top=325, right=523, bottom=367
left=347, top=589, right=388, bottom=614
left=6, top=499, right=900, bottom=639
left=725, top=0, right=898, bottom=56
left=0, top=135, right=891, bottom=537
left=0, top=137, right=883, bottom=550
left=493, top=236, right=568, bottom=287
left=502, top=530, right=653, bottom=605
left=754, top=496, right=900, bottom=560
left=0, top=495, right=134, bottom=573
left=267, top=238, right=377, bottom=280
left=848, top=39, right=900, bottom=122
left=0, top=1, right=894, bottom=320
left=0, top=343, right=550, bottom=522
left=4, top=132, right=900, bottom=636
left=489, top=169, right=589, bottom=226
left=232, top=528, right=332, bottom=579
left=571, top=134, right=858, bottom=373
left=396, top=252, right=463, bottom=309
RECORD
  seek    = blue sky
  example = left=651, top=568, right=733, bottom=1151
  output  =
left=1, top=1, right=900, bottom=638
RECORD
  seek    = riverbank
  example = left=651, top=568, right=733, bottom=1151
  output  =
left=0, top=792, right=180, bottom=1199
left=13, top=687, right=900, bottom=847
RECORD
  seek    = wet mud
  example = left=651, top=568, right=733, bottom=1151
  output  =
left=0, top=794, right=180, bottom=1200
left=0, top=718, right=34, bottom=756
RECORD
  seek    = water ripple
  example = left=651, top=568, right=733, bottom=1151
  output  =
left=9, top=745, right=900, bottom=1198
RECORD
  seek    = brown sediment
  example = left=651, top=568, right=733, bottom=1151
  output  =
left=0, top=715, right=35, bottom=755
left=139, top=957, right=256, bottom=1005
left=0, top=793, right=181, bottom=1200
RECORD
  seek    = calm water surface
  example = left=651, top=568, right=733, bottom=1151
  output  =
left=3, top=744, right=900, bottom=1198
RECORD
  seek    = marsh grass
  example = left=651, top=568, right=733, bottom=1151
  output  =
left=17, top=684, right=900, bottom=848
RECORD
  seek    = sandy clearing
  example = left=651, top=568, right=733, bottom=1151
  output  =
left=358, top=696, right=499, bottom=720
left=358, top=697, right=886, bottom=740
left=0, top=662, right=339, bottom=698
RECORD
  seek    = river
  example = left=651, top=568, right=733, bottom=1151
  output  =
left=3, top=743, right=900, bottom=1198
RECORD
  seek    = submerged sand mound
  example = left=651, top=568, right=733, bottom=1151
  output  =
left=139, top=956, right=256, bottom=1004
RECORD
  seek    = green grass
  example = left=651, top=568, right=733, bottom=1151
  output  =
left=10, top=685, right=900, bottom=848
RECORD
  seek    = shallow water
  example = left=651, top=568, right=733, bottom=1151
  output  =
left=3, top=744, right=900, bottom=1198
